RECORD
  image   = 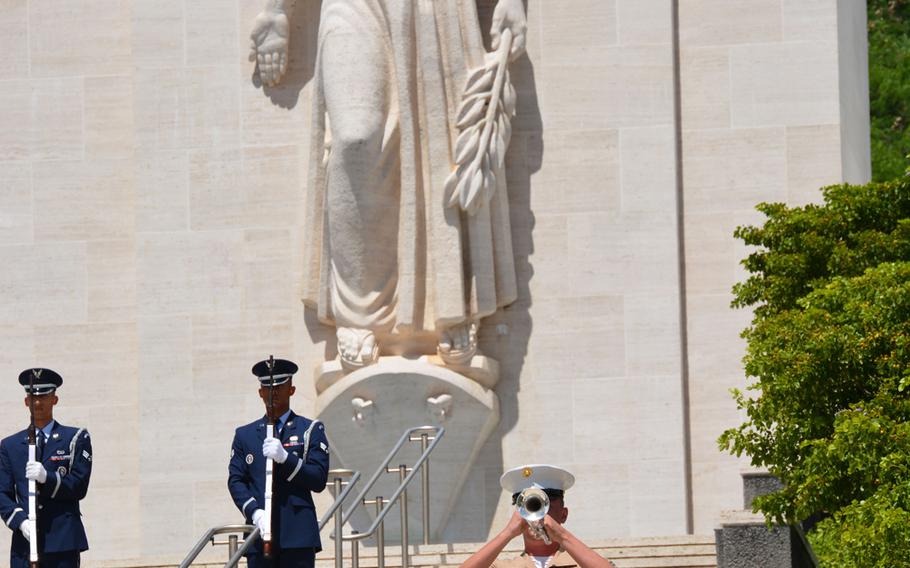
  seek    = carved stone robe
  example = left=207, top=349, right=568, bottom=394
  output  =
left=302, top=0, right=517, bottom=337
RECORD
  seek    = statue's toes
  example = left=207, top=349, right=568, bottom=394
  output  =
left=360, top=334, right=377, bottom=361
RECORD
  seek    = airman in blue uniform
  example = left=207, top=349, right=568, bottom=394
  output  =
left=228, top=358, right=330, bottom=568
left=0, top=368, right=92, bottom=568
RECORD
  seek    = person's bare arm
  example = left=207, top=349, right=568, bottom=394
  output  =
left=543, top=516, right=617, bottom=568
left=460, top=511, right=524, bottom=568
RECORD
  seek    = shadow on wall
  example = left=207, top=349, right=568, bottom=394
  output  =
left=441, top=0, right=543, bottom=542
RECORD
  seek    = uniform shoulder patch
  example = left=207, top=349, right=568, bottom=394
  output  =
left=82, top=449, right=92, bottom=462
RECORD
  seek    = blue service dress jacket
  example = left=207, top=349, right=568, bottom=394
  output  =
left=0, top=423, right=92, bottom=556
left=228, top=411, right=330, bottom=553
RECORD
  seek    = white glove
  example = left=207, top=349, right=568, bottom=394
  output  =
left=262, top=437, right=288, bottom=464
left=25, top=461, right=47, bottom=484
left=252, top=509, right=267, bottom=535
left=19, top=521, right=31, bottom=542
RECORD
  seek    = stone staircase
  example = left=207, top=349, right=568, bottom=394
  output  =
left=314, top=536, right=717, bottom=568
left=93, top=535, right=716, bottom=568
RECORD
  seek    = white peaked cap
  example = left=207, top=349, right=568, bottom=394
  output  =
left=500, top=464, right=575, bottom=494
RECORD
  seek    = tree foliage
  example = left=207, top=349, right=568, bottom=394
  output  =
left=720, top=179, right=910, bottom=566
left=868, top=0, right=910, bottom=181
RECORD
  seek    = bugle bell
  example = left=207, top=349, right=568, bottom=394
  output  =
left=515, top=487, right=551, bottom=544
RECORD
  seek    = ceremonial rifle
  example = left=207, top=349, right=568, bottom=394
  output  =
left=262, top=356, right=276, bottom=558
left=27, top=369, right=40, bottom=568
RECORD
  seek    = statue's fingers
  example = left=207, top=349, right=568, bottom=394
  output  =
left=269, top=53, right=278, bottom=87
left=490, top=4, right=506, bottom=50
left=510, top=32, right=527, bottom=61
left=266, top=53, right=276, bottom=85
left=362, top=334, right=376, bottom=356
left=279, top=52, right=288, bottom=76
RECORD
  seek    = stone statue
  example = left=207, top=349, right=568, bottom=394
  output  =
left=251, top=0, right=527, bottom=371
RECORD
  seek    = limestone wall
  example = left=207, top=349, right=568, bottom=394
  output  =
left=679, top=0, right=870, bottom=530
left=0, top=0, right=868, bottom=564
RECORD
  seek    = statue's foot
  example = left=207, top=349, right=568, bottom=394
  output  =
left=437, top=321, right=478, bottom=366
left=337, top=327, right=379, bottom=371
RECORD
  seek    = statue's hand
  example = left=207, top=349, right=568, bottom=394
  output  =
left=491, top=0, right=527, bottom=61
left=250, top=9, right=290, bottom=87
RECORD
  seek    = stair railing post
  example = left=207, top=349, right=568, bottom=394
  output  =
left=419, top=432, right=430, bottom=544
left=351, top=530, right=360, bottom=568
left=228, top=534, right=238, bottom=559
left=397, top=465, right=409, bottom=568
left=363, top=497, right=386, bottom=568
left=408, top=430, right=434, bottom=545
left=333, top=476, right=344, bottom=568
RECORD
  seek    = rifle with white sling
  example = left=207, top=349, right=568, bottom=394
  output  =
left=27, top=369, right=40, bottom=568
left=262, top=355, right=276, bottom=559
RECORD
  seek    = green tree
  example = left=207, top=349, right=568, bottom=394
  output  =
left=720, top=179, right=910, bottom=566
left=868, top=0, right=910, bottom=181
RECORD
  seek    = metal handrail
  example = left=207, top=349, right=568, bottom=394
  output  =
left=321, top=469, right=362, bottom=568
left=340, top=425, right=444, bottom=568
left=179, top=524, right=255, bottom=568
left=223, top=469, right=362, bottom=568
left=341, top=426, right=443, bottom=529
left=320, top=469, right=361, bottom=529
left=224, top=526, right=259, bottom=568
left=189, top=427, right=442, bottom=568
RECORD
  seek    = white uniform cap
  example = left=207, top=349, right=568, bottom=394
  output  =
left=500, top=464, right=575, bottom=494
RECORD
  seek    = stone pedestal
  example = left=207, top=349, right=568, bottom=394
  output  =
left=714, top=472, right=818, bottom=568
left=314, top=356, right=500, bottom=541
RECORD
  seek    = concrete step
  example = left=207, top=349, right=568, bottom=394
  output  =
left=313, top=536, right=716, bottom=568
left=92, top=535, right=716, bottom=568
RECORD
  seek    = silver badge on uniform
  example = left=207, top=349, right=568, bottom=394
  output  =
left=57, top=466, right=67, bottom=476
left=52, top=432, right=59, bottom=440
left=246, top=453, right=254, bottom=465
left=290, top=435, right=299, bottom=442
